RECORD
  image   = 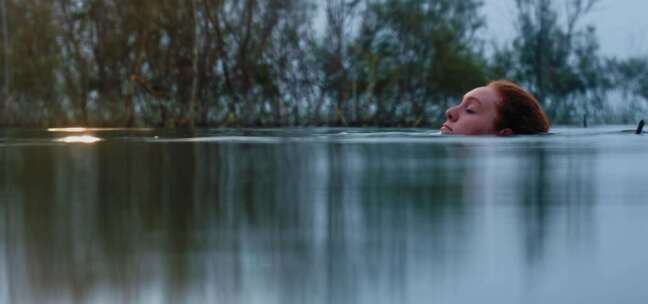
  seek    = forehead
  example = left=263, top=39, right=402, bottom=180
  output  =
left=463, top=86, right=501, bottom=106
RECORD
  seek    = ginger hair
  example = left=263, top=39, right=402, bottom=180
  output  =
left=488, top=80, right=550, bottom=134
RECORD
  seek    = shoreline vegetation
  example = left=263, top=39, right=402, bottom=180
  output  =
left=0, top=0, right=646, bottom=128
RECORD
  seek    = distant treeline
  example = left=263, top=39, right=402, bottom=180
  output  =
left=0, top=0, right=646, bottom=127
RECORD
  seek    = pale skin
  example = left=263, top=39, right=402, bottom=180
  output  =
left=440, top=85, right=513, bottom=136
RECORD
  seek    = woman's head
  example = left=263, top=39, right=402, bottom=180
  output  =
left=440, top=80, right=549, bottom=135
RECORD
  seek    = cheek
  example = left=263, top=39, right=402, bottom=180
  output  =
left=459, top=115, right=497, bottom=133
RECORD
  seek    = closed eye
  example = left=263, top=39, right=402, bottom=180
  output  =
left=465, top=109, right=476, bottom=114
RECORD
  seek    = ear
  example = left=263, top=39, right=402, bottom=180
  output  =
left=497, top=128, right=513, bottom=136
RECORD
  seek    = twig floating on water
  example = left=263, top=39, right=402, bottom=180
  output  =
left=636, top=120, right=645, bottom=134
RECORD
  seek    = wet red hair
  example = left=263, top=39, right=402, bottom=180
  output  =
left=489, top=80, right=550, bottom=134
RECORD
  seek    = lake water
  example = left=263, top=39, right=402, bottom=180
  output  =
left=1, top=126, right=647, bottom=304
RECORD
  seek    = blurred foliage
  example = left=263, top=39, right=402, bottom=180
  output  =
left=491, top=0, right=614, bottom=124
left=0, top=0, right=646, bottom=127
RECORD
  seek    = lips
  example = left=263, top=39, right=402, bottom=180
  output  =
left=441, top=124, right=453, bottom=133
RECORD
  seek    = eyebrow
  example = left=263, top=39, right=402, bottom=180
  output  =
left=464, top=96, right=482, bottom=106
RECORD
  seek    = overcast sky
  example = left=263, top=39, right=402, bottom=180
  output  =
left=483, top=0, right=648, bottom=57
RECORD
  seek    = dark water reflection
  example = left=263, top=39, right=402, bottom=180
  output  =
left=1, top=127, right=648, bottom=303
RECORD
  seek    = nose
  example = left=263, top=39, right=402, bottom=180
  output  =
left=446, top=106, right=458, bottom=122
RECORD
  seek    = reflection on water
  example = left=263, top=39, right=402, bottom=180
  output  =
left=48, top=127, right=155, bottom=132
left=1, top=128, right=648, bottom=303
left=57, top=135, right=103, bottom=143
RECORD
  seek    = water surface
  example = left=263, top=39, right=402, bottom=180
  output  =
left=1, top=126, right=647, bottom=303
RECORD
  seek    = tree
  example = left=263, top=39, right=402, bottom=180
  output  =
left=495, top=0, right=610, bottom=123
left=1, top=0, right=9, bottom=107
left=0, top=0, right=644, bottom=127
left=346, top=0, right=488, bottom=125
left=609, top=57, right=648, bottom=122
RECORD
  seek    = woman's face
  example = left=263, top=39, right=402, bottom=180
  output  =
left=441, top=86, right=501, bottom=135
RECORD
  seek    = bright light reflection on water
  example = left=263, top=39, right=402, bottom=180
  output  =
left=48, top=127, right=89, bottom=132
left=48, top=127, right=154, bottom=133
left=57, top=135, right=102, bottom=143
left=0, top=126, right=647, bottom=304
